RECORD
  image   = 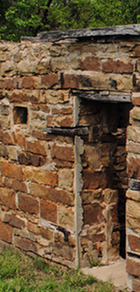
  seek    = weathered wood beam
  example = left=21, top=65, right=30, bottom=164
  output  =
left=21, top=24, right=140, bottom=42
left=73, top=90, right=132, bottom=103
left=44, top=127, right=89, bottom=137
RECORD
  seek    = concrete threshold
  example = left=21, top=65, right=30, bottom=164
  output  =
left=81, top=258, right=127, bottom=291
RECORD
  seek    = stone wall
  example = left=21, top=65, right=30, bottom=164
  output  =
left=1, top=25, right=140, bottom=290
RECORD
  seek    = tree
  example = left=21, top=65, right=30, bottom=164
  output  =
left=1, top=0, right=140, bottom=42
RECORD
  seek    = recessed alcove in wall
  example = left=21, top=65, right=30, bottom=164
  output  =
left=13, top=106, right=28, bottom=125
left=79, top=97, right=132, bottom=263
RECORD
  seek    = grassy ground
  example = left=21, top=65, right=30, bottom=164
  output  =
left=0, top=247, right=117, bottom=292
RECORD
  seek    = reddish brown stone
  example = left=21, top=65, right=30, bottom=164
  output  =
left=0, top=130, right=15, bottom=145
left=83, top=203, right=104, bottom=225
left=128, top=234, right=140, bottom=252
left=111, top=204, right=118, bottom=223
left=133, top=278, right=140, bottom=292
left=32, top=131, right=48, bottom=140
left=0, top=78, right=19, bottom=90
left=81, top=57, right=100, bottom=71
left=26, top=140, right=47, bottom=155
left=4, top=214, right=26, bottom=229
left=18, top=152, right=46, bottom=167
left=52, top=145, right=74, bottom=162
left=7, top=90, right=39, bottom=102
left=29, top=183, right=73, bottom=205
left=21, top=77, right=35, bottom=89
left=102, top=59, right=133, bottom=73
left=0, top=161, right=23, bottom=180
left=14, top=133, right=26, bottom=147
left=127, top=156, right=140, bottom=179
left=52, top=107, right=73, bottom=115
left=18, top=193, right=39, bottom=215
left=126, top=258, right=140, bottom=277
left=28, top=222, right=40, bottom=234
left=41, top=73, right=58, bottom=88
left=63, top=74, right=80, bottom=89
left=15, top=237, right=37, bottom=252
left=38, top=104, right=50, bottom=113
left=0, top=187, right=16, bottom=209
left=83, top=170, right=108, bottom=189
left=40, top=200, right=57, bottom=223
left=0, top=221, right=13, bottom=243
left=54, top=159, right=73, bottom=168
left=4, top=177, right=27, bottom=192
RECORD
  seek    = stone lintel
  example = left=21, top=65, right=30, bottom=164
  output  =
left=21, top=24, right=140, bottom=42
left=73, top=90, right=132, bottom=103
left=44, top=126, right=89, bottom=137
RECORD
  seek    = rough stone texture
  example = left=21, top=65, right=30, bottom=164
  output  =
left=0, top=27, right=139, bottom=287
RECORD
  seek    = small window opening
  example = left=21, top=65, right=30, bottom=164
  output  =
left=13, top=106, right=28, bottom=124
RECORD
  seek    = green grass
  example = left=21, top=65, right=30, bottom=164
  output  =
left=0, top=247, right=116, bottom=292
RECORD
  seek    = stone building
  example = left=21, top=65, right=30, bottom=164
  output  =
left=0, top=24, right=140, bottom=291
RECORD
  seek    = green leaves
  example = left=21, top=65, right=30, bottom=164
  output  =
left=1, top=0, right=140, bottom=42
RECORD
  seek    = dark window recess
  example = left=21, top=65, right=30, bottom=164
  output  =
left=13, top=106, right=28, bottom=124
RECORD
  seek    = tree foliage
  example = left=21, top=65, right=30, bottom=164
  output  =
left=1, top=0, right=140, bottom=42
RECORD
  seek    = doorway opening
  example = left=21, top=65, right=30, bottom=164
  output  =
left=79, top=99, right=132, bottom=263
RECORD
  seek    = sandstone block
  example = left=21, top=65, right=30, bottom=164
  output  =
left=127, top=154, right=140, bottom=179
left=81, top=57, right=100, bottom=71
left=83, top=170, right=108, bottom=189
left=29, top=182, right=73, bottom=205
left=21, top=76, right=39, bottom=89
left=0, top=144, right=7, bottom=158
left=83, top=203, right=105, bottom=225
left=58, top=206, right=75, bottom=231
left=52, top=107, right=73, bottom=115
left=103, top=189, right=118, bottom=204
left=41, top=73, right=59, bottom=88
left=4, top=214, right=26, bottom=229
left=127, top=217, right=140, bottom=234
left=18, top=193, right=39, bottom=215
left=133, top=278, right=140, bottom=292
left=15, top=237, right=38, bottom=253
left=126, top=190, right=140, bottom=202
left=14, top=132, right=26, bottom=147
left=130, top=106, right=140, bottom=125
left=58, top=169, right=73, bottom=191
left=40, top=200, right=57, bottom=223
left=126, top=199, right=140, bottom=219
left=47, top=115, right=73, bottom=128
left=52, top=145, right=74, bottom=162
left=81, top=189, right=102, bottom=204
left=126, top=258, right=140, bottom=277
left=28, top=222, right=40, bottom=235
left=0, top=187, right=16, bottom=209
left=0, top=221, right=13, bottom=243
left=26, top=140, right=47, bottom=155
left=132, top=92, right=140, bottom=106
left=6, top=146, right=18, bottom=160
left=126, top=141, right=140, bottom=154
left=0, top=161, right=23, bottom=180
left=127, top=126, right=140, bottom=143
left=128, top=234, right=140, bottom=252
left=4, top=177, right=27, bottom=193
left=45, top=90, right=70, bottom=104
left=102, top=59, right=133, bottom=73
left=83, top=145, right=101, bottom=170
left=0, top=131, right=15, bottom=145
left=6, top=89, right=39, bottom=103
left=39, top=226, right=54, bottom=240
left=23, top=166, right=58, bottom=186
